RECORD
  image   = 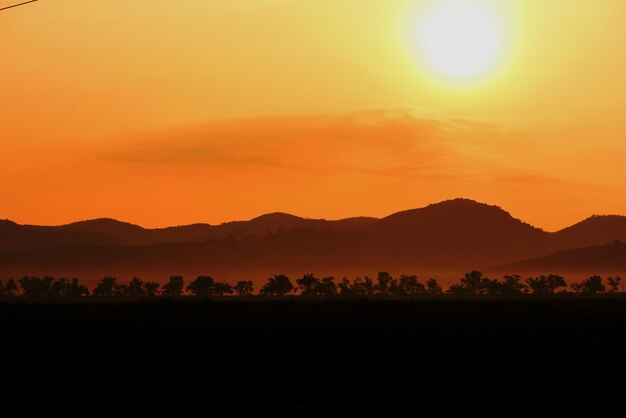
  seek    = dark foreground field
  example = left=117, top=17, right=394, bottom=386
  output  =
left=1, top=299, right=625, bottom=416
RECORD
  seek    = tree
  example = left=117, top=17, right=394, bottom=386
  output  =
left=114, top=283, right=129, bottom=297
left=212, top=282, right=234, bottom=296
left=0, top=279, right=18, bottom=297
left=480, top=278, right=505, bottom=296
left=187, top=276, right=216, bottom=297
left=92, top=276, right=119, bottom=297
left=338, top=278, right=355, bottom=297
left=461, top=271, right=485, bottom=295
left=571, top=276, right=605, bottom=295
left=375, top=272, right=394, bottom=295
left=447, top=283, right=472, bottom=295
left=317, top=277, right=338, bottom=297
left=50, top=278, right=70, bottom=297
left=144, top=281, right=160, bottom=297
left=67, top=278, right=89, bottom=297
left=526, top=275, right=567, bottom=295
left=398, top=275, right=426, bottom=296
left=352, top=276, right=375, bottom=297
left=501, top=275, right=527, bottom=295
left=425, top=279, right=443, bottom=295
left=127, top=277, right=146, bottom=297
left=607, top=277, right=622, bottom=294
left=234, top=280, right=254, bottom=296
left=296, top=274, right=320, bottom=296
left=19, top=276, right=54, bottom=297
left=259, top=275, right=294, bottom=296
left=162, top=276, right=184, bottom=297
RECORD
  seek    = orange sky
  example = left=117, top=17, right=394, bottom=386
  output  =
left=2, top=0, right=626, bottom=231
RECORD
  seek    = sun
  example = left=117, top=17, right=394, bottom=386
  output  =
left=412, top=0, right=509, bottom=82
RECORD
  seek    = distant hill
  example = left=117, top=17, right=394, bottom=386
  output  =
left=553, top=215, right=626, bottom=248
left=491, top=241, right=626, bottom=275
left=59, top=213, right=377, bottom=246
left=368, top=199, right=558, bottom=265
left=0, top=219, right=118, bottom=251
left=2, top=198, right=626, bottom=282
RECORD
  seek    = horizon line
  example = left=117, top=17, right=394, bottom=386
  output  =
left=3, top=197, right=625, bottom=233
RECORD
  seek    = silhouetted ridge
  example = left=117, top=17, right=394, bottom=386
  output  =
left=0, top=220, right=118, bottom=251
left=493, top=241, right=626, bottom=273
left=3, top=199, right=626, bottom=279
left=554, top=215, right=626, bottom=248
left=368, top=199, right=553, bottom=261
left=379, top=199, right=543, bottom=233
left=64, top=218, right=146, bottom=234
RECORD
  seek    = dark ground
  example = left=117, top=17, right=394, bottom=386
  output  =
left=0, top=298, right=624, bottom=416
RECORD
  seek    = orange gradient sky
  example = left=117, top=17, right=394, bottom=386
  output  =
left=2, top=0, right=626, bottom=230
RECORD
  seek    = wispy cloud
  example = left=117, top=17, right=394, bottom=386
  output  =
left=102, top=108, right=518, bottom=178
left=100, top=108, right=569, bottom=187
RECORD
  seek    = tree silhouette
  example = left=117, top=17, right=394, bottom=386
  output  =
left=234, top=280, right=254, bottom=296
left=212, top=282, right=234, bottom=296
left=144, top=281, right=160, bottom=297
left=18, top=276, right=55, bottom=297
left=447, top=271, right=487, bottom=295
left=115, top=283, right=129, bottom=297
left=0, top=279, right=18, bottom=297
left=92, top=276, right=119, bottom=297
left=607, top=277, right=622, bottom=294
left=127, top=277, right=146, bottom=297
left=296, top=274, right=320, bottom=296
left=462, top=271, right=485, bottom=295
left=352, top=276, right=375, bottom=296
left=162, top=276, right=184, bottom=297
left=398, top=275, right=427, bottom=296
left=68, top=278, right=89, bottom=297
left=317, top=277, right=338, bottom=297
left=50, top=278, right=69, bottom=297
left=337, top=278, right=355, bottom=297
left=446, top=283, right=470, bottom=295
left=526, top=275, right=567, bottom=295
left=259, top=275, right=294, bottom=296
left=426, top=278, right=443, bottom=295
left=375, top=272, right=393, bottom=295
left=501, top=275, right=527, bottom=295
left=481, top=278, right=505, bottom=295
left=187, top=276, right=216, bottom=297
left=571, top=276, right=605, bottom=295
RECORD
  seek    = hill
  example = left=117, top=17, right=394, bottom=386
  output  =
left=0, top=219, right=118, bottom=251
left=553, top=215, right=626, bottom=248
left=59, top=214, right=377, bottom=246
left=490, top=240, right=626, bottom=275
left=0, top=199, right=569, bottom=283
left=5, top=199, right=626, bottom=282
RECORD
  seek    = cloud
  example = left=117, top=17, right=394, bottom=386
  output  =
left=100, top=108, right=551, bottom=182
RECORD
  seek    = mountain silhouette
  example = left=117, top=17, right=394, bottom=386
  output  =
left=57, top=213, right=377, bottom=246
left=553, top=215, right=626, bottom=248
left=0, top=219, right=118, bottom=251
left=2, top=198, right=626, bottom=283
left=368, top=199, right=557, bottom=264
left=491, top=240, right=626, bottom=275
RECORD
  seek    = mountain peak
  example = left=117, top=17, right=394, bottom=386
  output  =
left=248, top=212, right=304, bottom=223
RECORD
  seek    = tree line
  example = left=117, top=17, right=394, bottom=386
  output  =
left=0, top=271, right=623, bottom=298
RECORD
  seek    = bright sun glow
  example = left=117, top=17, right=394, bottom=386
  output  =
left=415, top=0, right=507, bottom=82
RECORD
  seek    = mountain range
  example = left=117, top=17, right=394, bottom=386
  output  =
left=2, top=198, right=626, bottom=284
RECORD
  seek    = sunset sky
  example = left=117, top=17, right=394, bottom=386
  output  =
left=2, top=0, right=626, bottom=230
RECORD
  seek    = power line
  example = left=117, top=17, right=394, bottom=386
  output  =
left=0, top=0, right=38, bottom=12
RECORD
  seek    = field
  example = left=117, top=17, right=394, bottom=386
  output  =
left=1, top=298, right=624, bottom=415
